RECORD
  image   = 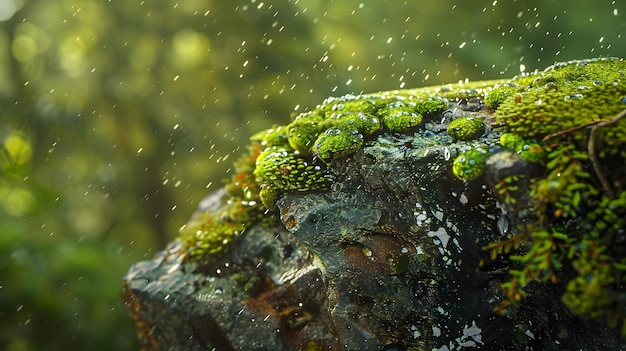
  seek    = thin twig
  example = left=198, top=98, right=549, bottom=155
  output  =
left=542, top=120, right=599, bottom=142
left=588, top=108, right=626, bottom=198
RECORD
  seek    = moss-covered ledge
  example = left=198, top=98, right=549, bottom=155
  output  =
left=123, top=58, right=626, bottom=350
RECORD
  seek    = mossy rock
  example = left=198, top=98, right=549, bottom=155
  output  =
left=178, top=58, right=626, bottom=333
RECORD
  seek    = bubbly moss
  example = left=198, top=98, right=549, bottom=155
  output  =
left=254, top=146, right=330, bottom=208
left=377, top=98, right=448, bottom=133
left=326, top=112, right=381, bottom=135
left=179, top=209, right=246, bottom=257
left=287, top=112, right=325, bottom=152
left=447, top=117, right=485, bottom=141
left=381, top=110, right=422, bottom=132
left=452, top=147, right=491, bottom=181
left=284, top=94, right=449, bottom=161
left=311, top=128, right=365, bottom=162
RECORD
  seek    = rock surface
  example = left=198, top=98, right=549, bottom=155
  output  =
left=122, top=59, right=626, bottom=350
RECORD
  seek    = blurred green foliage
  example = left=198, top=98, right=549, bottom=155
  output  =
left=0, top=0, right=624, bottom=350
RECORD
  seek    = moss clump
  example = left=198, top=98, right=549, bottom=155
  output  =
left=287, top=112, right=326, bottom=152
left=311, top=128, right=364, bottom=161
left=285, top=94, right=449, bottom=162
left=321, top=95, right=381, bottom=115
left=254, top=146, right=331, bottom=208
left=179, top=210, right=246, bottom=257
left=327, top=112, right=381, bottom=135
left=452, top=147, right=490, bottom=181
left=485, top=83, right=521, bottom=109
left=499, top=133, right=548, bottom=163
left=180, top=142, right=267, bottom=261
left=495, top=58, right=626, bottom=148
left=447, top=117, right=485, bottom=141
left=378, top=100, right=422, bottom=132
left=377, top=98, right=448, bottom=133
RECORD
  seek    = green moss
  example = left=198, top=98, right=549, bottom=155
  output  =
left=325, top=112, right=381, bottom=135
left=382, top=110, right=423, bottom=132
left=251, top=125, right=291, bottom=148
left=413, top=97, right=449, bottom=115
left=180, top=142, right=267, bottom=261
left=479, top=59, right=626, bottom=329
left=453, top=58, right=626, bottom=181
left=452, top=147, right=490, bottom=181
left=179, top=210, right=245, bottom=257
left=287, top=112, right=326, bottom=152
left=311, top=128, right=365, bottom=162
left=378, top=98, right=448, bottom=133
left=447, top=117, right=485, bottom=141
left=485, top=83, right=521, bottom=109
left=500, top=133, right=548, bottom=163
left=499, top=132, right=525, bottom=151
left=232, top=272, right=262, bottom=295
left=254, top=146, right=331, bottom=208
left=496, top=58, right=626, bottom=145
left=180, top=91, right=454, bottom=261
left=284, top=94, right=449, bottom=159
left=378, top=100, right=423, bottom=132
left=322, top=96, right=380, bottom=114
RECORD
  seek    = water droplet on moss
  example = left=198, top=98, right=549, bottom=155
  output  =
left=564, top=94, right=583, bottom=101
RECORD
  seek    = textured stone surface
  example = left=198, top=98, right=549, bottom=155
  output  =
left=122, top=104, right=625, bottom=351
left=122, top=59, right=626, bottom=350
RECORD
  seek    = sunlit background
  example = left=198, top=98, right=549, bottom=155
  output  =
left=0, top=0, right=624, bottom=349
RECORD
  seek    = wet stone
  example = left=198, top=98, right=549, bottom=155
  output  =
left=122, top=76, right=626, bottom=350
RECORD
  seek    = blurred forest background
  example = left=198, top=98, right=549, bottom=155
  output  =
left=0, top=0, right=624, bottom=350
